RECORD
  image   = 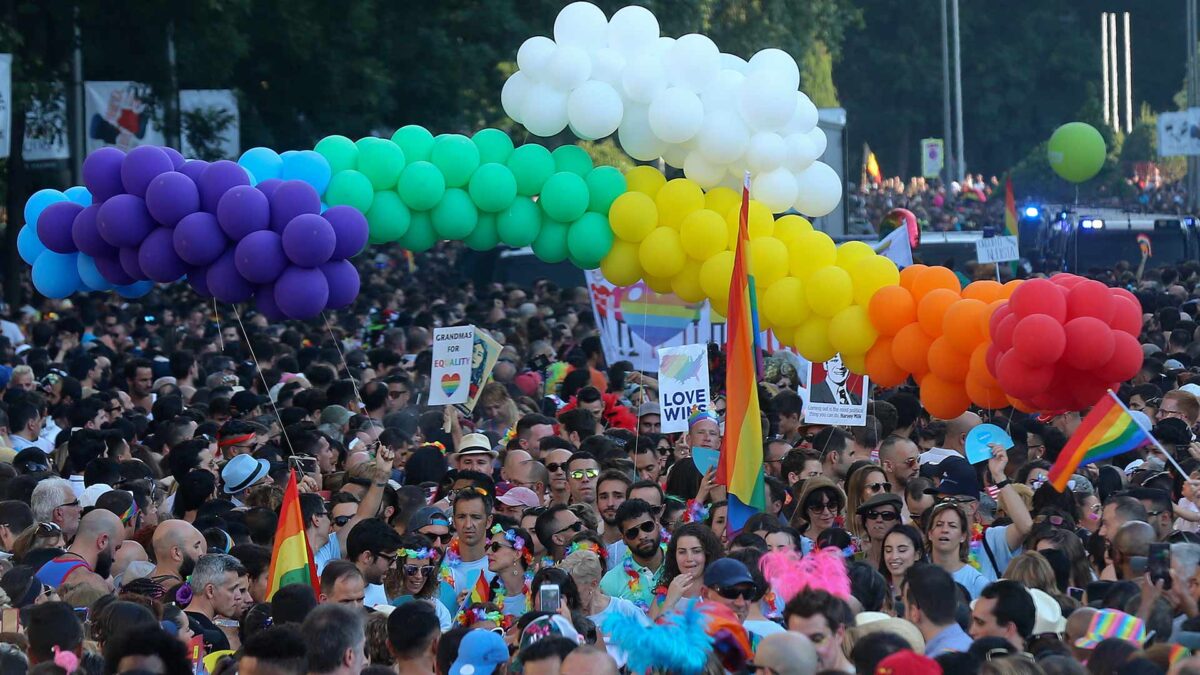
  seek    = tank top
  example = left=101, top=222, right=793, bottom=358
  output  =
left=36, top=555, right=91, bottom=588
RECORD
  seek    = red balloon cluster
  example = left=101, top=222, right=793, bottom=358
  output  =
left=986, top=274, right=1143, bottom=412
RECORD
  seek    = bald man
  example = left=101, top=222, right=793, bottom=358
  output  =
left=501, top=450, right=532, bottom=483
left=752, top=632, right=819, bottom=675
left=560, top=645, right=619, bottom=675
left=1112, top=520, right=1156, bottom=582
left=920, top=411, right=981, bottom=466
left=150, top=520, right=206, bottom=588
left=112, top=540, right=148, bottom=581
left=35, top=509, right=125, bottom=592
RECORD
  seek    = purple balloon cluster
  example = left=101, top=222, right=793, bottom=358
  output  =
left=56, top=145, right=368, bottom=320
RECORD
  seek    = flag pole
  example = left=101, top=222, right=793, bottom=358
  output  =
left=1106, top=389, right=1189, bottom=478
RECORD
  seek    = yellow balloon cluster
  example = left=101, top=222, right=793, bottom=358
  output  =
left=600, top=169, right=901, bottom=366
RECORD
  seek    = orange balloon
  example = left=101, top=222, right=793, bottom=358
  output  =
left=868, top=286, right=917, bottom=336
left=899, top=264, right=928, bottom=291
left=969, top=343, right=1000, bottom=388
left=1007, top=395, right=1037, bottom=413
left=917, top=288, right=959, bottom=337
left=962, top=280, right=1004, bottom=304
left=979, top=299, right=1006, bottom=339
left=942, top=299, right=987, bottom=354
left=1000, top=279, right=1023, bottom=299
left=911, top=266, right=961, bottom=302
left=866, top=338, right=909, bottom=387
left=892, top=323, right=933, bottom=375
left=966, top=375, right=1009, bottom=409
left=921, top=374, right=972, bottom=420
left=928, top=337, right=970, bottom=383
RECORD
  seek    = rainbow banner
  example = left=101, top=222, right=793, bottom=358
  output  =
left=1047, top=391, right=1154, bottom=491
left=1004, top=177, right=1019, bottom=239
left=716, top=172, right=766, bottom=533
left=266, top=470, right=320, bottom=599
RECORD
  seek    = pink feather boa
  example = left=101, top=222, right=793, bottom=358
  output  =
left=759, top=547, right=851, bottom=603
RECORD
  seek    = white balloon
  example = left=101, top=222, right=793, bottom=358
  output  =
left=591, top=47, right=627, bottom=85
left=683, top=151, right=726, bottom=189
left=747, top=132, right=786, bottom=173
left=738, top=70, right=798, bottom=131
left=608, top=5, right=660, bottom=55
left=501, top=72, right=532, bottom=123
left=784, top=132, right=817, bottom=173
left=662, top=143, right=690, bottom=169
left=751, top=167, right=798, bottom=213
left=621, top=55, right=667, bottom=104
left=554, top=2, right=609, bottom=52
left=700, top=69, right=745, bottom=112
left=721, top=167, right=745, bottom=191
left=792, top=92, right=820, bottom=132
left=521, top=83, right=569, bottom=137
left=748, top=48, right=801, bottom=92
left=648, top=87, right=704, bottom=144
left=567, top=81, right=624, bottom=140
left=517, top=36, right=557, bottom=80
left=544, top=45, right=593, bottom=91
left=664, top=34, right=720, bottom=92
left=806, top=127, right=828, bottom=158
left=617, top=103, right=666, bottom=161
left=793, top=161, right=842, bottom=217
left=719, top=52, right=749, bottom=73
left=696, top=110, right=749, bottom=165
left=654, top=36, right=676, bottom=55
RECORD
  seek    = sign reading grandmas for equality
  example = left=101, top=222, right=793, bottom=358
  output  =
left=430, top=326, right=475, bottom=405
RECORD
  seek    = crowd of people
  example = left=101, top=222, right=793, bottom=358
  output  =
left=2, top=244, right=1200, bottom=675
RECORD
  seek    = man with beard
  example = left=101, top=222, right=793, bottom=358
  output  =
left=149, top=519, right=206, bottom=592
left=347, top=517, right=405, bottom=607
left=185, top=553, right=250, bottom=652
left=35, top=509, right=124, bottom=592
left=600, top=499, right=665, bottom=611
left=878, top=436, right=921, bottom=522
left=596, top=470, right=630, bottom=570
left=124, top=358, right=155, bottom=412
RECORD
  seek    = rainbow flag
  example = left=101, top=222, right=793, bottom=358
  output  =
left=467, top=571, right=491, bottom=607
left=1047, top=391, right=1155, bottom=491
left=266, top=470, right=320, bottom=599
left=1004, top=177, right=1018, bottom=239
left=716, top=173, right=766, bottom=534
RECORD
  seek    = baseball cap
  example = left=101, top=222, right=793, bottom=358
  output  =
left=924, top=456, right=980, bottom=498
left=450, top=629, right=509, bottom=675
left=456, top=433, right=498, bottom=457
left=320, top=404, right=355, bottom=427
left=703, top=558, right=754, bottom=588
left=636, top=402, right=661, bottom=417
left=874, top=650, right=943, bottom=675
left=81, top=483, right=113, bottom=508
left=497, top=487, right=540, bottom=509
left=1166, top=359, right=1187, bottom=373
left=231, top=390, right=269, bottom=415
left=1181, top=383, right=1200, bottom=398
left=407, top=506, right=450, bottom=532
left=221, top=454, right=271, bottom=494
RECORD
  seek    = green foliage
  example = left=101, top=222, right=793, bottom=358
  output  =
left=578, top=139, right=634, bottom=173
left=801, top=41, right=839, bottom=108
left=182, top=105, right=239, bottom=161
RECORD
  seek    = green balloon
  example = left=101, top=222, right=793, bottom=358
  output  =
left=431, top=188, right=478, bottom=240
left=497, top=197, right=541, bottom=247
left=552, top=145, right=594, bottom=177
left=567, top=212, right=614, bottom=268
left=532, top=219, right=570, bottom=263
left=472, top=129, right=515, bottom=165
left=397, top=161, right=446, bottom=211
left=540, top=172, right=589, bottom=223
left=468, top=163, right=518, bottom=213
left=391, top=125, right=435, bottom=163
left=365, top=191, right=411, bottom=244
left=356, top=137, right=406, bottom=191
left=314, top=135, right=359, bottom=173
left=1047, top=122, right=1106, bottom=183
left=585, top=166, right=627, bottom=214
left=506, top=145, right=555, bottom=196
left=430, top=134, right=480, bottom=188
left=399, top=211, right=437, bottom=253
left=325, top=170, right=375, bottom=212
left=464, top=213, right=500, bottom=251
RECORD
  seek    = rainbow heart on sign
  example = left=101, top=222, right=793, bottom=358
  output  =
left=441, top=373, right=462, bottom=397
left=615, top=282, right=703, bottom=347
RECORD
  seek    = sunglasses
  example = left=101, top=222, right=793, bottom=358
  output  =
left=866, top=481, right=892, bottom=493
left=807, top=502, right=837, bottom=514
left=623, top=520, right=657, bottom=540
left=403, top=564, right=434, bottom=576
left=569, top=468, right=599, bottom=480
left=419, top=531, right=453, bottom=545
left=864, top=510, right=899, bottom=521
left=546, top=463, right=567, bottom=473
left=715, top=585, right=759, bottom=601
left=333, top=515, right=353, bottom=527
left=936, top=495, right=977, bottom=505
left=555, top=520, right=584, bottom=536
left=36, top=522, right=62, bottom=536
left=485, top=541, right=513, bottom=554
left=57, top=500, right=80, bottom=510
left=387, top=390, right=409, bottom=399
left=452, top=487, right=489, bottom=500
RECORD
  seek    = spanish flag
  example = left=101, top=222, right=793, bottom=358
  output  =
left=864, top=144, right=881, bottom=185
left=266, top=471, right=320, bottom=599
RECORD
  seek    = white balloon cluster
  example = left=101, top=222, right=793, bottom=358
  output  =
left=501, top=2, right=842, bottom=217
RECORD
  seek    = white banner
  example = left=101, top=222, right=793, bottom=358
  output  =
left=430, top=326, right=475, bottom=405
left=875, top=227, right=914, bottom=268
left=920, top=138, right=944, bottom=178
left=85, top=81, right=164, bottom=152
left=1157, top=109, right=1200, bottom=157
left=181, top=89, right=240, bottom=160
left=23, top=84, right=69, bottom=161
left=804, top=352, right=869, bottom=426
left=975, top=235, right=1019, bottom=264
left=657, top=344, right=711, bottom=434
left=0, top=55, right=12, bottom=159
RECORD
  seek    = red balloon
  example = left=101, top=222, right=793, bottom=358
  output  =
left=1096, top=331, right=1144, bottom=383
left=1067, top=279, right=1116, bottom=323
left=985, top=342, right=1003, bottom=377
left=1060, top=366, right=1110, bottom=410
left=994, top=313, right=1019, bottom=351
left=1062, top=317, right=1116, bottom=370
left=1108, top=295, right=1142, bottom=337
left=989, top=303, right=1011, bottom=337
left=1012, top=314, right=1067, bottom=365
left=1111, top=286, right=1139, bottom=307
left=1030, top=391, right=1068, bottom=412
left=996, top=350, right=1055, bottom=400
left=1051, top=273, right=1085, bottom=289
left=1009, top=278, right=1067, bottom=322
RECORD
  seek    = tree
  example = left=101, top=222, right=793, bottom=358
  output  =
left=801, top=41, right=839, bottom=108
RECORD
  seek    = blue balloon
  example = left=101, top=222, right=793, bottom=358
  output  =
left=281, top=150, right=332, bottom=196
left=24, top=188, right=67, bottom=226
left=32, top=252, right=82, bottom=298
left=65, top=186, right=93, bottom=206
left=17, top=225, right=47, bottom=265
left=238, top=147, right=283, bottom=184
left=116, top=281, right=153, bottom=298
left=77, top=254, right=114, bottom=291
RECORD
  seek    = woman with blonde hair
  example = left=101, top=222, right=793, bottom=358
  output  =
left=12, top=522, right=65, bottom=561
left=476, top=382, right=518, bottom=436
left=1004, top=551, right=1059, bottom=595
left=559, top=548, right=646, bottom=664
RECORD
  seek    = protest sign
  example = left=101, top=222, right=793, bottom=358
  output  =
left=456, top=327, right=503, bottom=414
left=804, top=352, right=869, bottom=425
left=975, top=235, right=1019, bottom=264
left=430, top=326, right=475, bottom=405
left=657, top=343, right=710, bottom=434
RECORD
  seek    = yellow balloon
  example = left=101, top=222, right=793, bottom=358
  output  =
left=794, top=316, right=836, bottom=363
left=679, top=209, right=728, bottom=261
left=762, top=277, right=808, bottom=328
left=725, top=200, right=774, bottom=248
left=608, top=192, right=658, bottom=242
left=625, top=166, right=667, bottom=197
left=788, top=230, right=837, bottom=280
left=836, top=240, right=875, bottom=270
left=850, top=255, right=901, bottom=306
left=829, top=305, right=879, bottom=356
left=643, top=273, right=673, bottom=294
left=773, top=214, right=813, bottom=245
left=806, top=265, right=854, bottom=317
left=699, top=251, right=735, bottom=306
left=705, top=186, right=740, bottom=216
left=671, top=259, right=707, bottom=302
left=749, top=236, right=788, bottom=288
left=710, top=301, right=727, bottom=323
left=600, top=240, right=643, bottom=286
left=639, top=227, right=686, bottom=278
left=842, top=352, right=867, bottom=374
left=655, top=178, right=705, bottom=229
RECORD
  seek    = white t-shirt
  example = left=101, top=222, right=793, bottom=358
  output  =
left=604, top=539, right=627, bottom=571
left=744, top=619, right=786, bottom=640
left=590, top=596, right=649, bottom=668
left=365, top=582, right=388, bottom=607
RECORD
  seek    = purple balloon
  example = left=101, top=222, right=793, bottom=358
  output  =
left=188, top=267, right=213, bottom=298
left=179, top=160, right=209, bottom=183
left=38, top=201, right=84, bottom=253
left=163, top=147, right=185, bottom=170
left=268, top=180, right=321, bottom=233
left=93, top=254, right=136, bottom=286
left=324, top=206, right=369, bottom=260
left=72, top=205, right=117, bottom=258
left=121, top=146, right=174, bottom=198
left=282, top=214, right=336, bottom=268
left=254, top=282, right=286, bottom=321
left=321, top=260, right=360, bottom=309
left=138, top=228, right=188, bottom=283
left=217, top=185, right=270, bottom=241
left=235, top=230, right=288, bottom=284
left=145, top=172, right=200, bottom=226
left=97, top=194, right=155, bottom=248
left=256, top=178, right=284, bottom=200
left=207, top=250, right=254, bottom=303
left=198, top=160, right=251, bottom=213
left=173, top=212, right=228, bottom=267
left=275, top=266, right=329, bottom=319
left=119, top=246, right=148, bottom=281
left=83, top=147, right=127, bottom=202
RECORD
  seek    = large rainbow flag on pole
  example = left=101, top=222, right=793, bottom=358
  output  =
left=266, top=470, right=320, bottom=599
left=1047, top=390, right=1155, bottom=491
left=1004, top=176, right=1019, bottom=240
left=716, top=172, right=766, bottom=534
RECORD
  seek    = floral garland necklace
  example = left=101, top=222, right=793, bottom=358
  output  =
left=967, top=522, right=987, bottom=572
left=492, top=568, right=534, bottom=615
left=488, top=524, right=535, bottom=615
left=623, top=543, right=667, bottom=612
left=439, top=537, right=462, bottom=586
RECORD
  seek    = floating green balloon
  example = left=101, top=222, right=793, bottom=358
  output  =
left=533, top=219, right=570, bottom=263
left=392, top=125, right=435, bottom=163
left=567, top=212, right=614, bottom=268
left=553, top=145, right=594, bottom=177
left=325, top=170, right=374, bottom=212
left=464, top=213, right=500, bottom=251
left=397, top=161, right=446, bottom=211
left=314, top=135, right=359, bottom=173
left=472, top=129, right=515, bottom=165
left=1047, top=122, right=1106, bottom=183
left=468, top=163, right=518, bottom=213
left=497, top=196, right=541, bottom=247
left=366, top=191, right=411, bottom=244
left=540, top=172, right=589, bottom=223
left=431, top=188, right=478, bottom=240
left=585, top=166, right=627, bottom=214
left=400, top=211, right=437, bottom=252
left=356, top=137, right=406, bottom=191
left=430, top=134, right=480, bottom=188
left=506, top=145, right=555, bottom=196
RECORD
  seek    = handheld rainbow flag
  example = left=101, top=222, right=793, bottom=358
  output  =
left=1047, top=391, right=1155, bottom=491
left=266, top=470, right=320, bottom=599
left=467, top=570, right=491, bottom=606
left=1004, top=176, right=1019, bottom=240
left=716, top=172, right=766, bottom=534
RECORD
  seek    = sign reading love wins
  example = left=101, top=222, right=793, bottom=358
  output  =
left=430, top=325, right=476, bottom=405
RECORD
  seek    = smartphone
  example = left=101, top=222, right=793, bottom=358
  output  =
left=538, top=583, right=561, bottom=611
left=1149, top=542, right=1172, bottom=590
left=288, top=455, right=318, bottom=475
left=1067, top=586, right=1085, bottom=602
left=1, top=607, right=20, bottom=633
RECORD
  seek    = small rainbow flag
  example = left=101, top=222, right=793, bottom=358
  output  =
left=467, top=571, right=491, bottom=607
left=1047, top=391, right=1155, bottom=492
left=266, top=470, right=320, bottom=599
left=1004, top=177, right=1019, bottom=239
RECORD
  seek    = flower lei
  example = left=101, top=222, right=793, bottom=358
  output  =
left=492, top=568, right=534, bottom=615
left=500, top=427, right=516, bottom=447
left=622, top=544, right=667, bottom=612
left=683, top=499, right=710, bottom=524
left=566, top=539, right=607, bottom=567
left=439, top=537, right=462, bottom=586
left=456, top=605, right=513, bottom=631
left=967, top=522, right=987, bottom=572
left=400, top=547, right=437, bottom=561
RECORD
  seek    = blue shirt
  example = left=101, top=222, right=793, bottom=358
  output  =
left=925, top=623, right=972, bottom=656
left=952, top=564, right=989, bottom=599
left=975, top=525, right=1020, bottom=581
